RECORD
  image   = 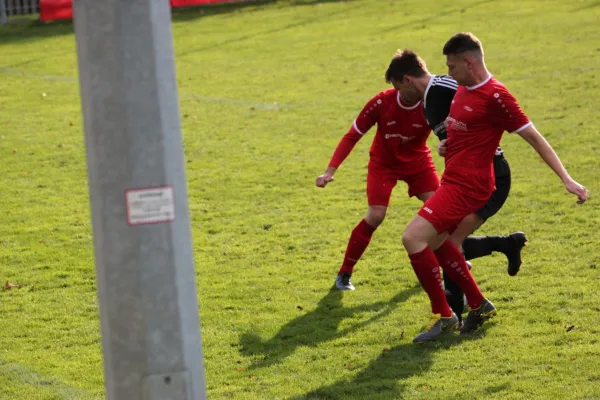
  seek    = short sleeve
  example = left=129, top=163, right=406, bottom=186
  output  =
left=424, top=85, right=455, bottom=140
left=353, top=92, right=385, bottom=135
left=487, top=85, right=531, bottom=133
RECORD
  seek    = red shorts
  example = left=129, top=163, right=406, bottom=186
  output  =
left=367, top=162, right=440, bottom=206
left=417, top=182, right=491, bottom=233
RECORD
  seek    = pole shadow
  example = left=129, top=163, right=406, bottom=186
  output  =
left=0, top=0, right=360, bottom=46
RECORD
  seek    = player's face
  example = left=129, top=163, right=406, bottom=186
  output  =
left=392, top=77, right=420, bottom=104
left=446, top=54, right=471, bottom=86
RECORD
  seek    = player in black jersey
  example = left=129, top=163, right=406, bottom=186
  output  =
left=385, top=49, right=528, bottom=322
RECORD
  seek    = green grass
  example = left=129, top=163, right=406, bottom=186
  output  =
left=1, top=0, right=600, bottom=398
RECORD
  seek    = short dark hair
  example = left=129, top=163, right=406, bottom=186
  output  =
left=443, top=32, right=483, bottom=56
left=384, top=49, right=428, bottom=83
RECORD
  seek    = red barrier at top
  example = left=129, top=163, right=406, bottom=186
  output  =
left=40, top=0, right=252, bottom=22
left=171, top=0, right=247, bottom=6
left=40, top=0, right=73, bottom=22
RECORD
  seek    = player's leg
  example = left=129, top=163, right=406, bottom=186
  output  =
left=449, top=213, right=485, bottom=250
left=406, top=161, right=440, bottom=204
left=403, top=214, right=459, bottom=343
left=405, top=165, right=445, bottom=253
left=335, top=166, right=396, bottom=290
left=444, top=213, right=483, bottom=322
left=407, top=184, right=496, bottom=339
left=442, top=261, right=471, bottom=325
left=460, top=158, right=527, bottom=275
left=462, top=233, right=527, bottom=275
left=406, top=167, right=449, bottom=274
left=434, top=191, right=498, bottom=333
left=434, top=236, right=497, bottom=335
left=404, top=183, right=489, bottom=342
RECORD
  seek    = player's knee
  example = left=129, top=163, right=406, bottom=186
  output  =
left=365, top=207, right=386, bottom=227
left=402, top=228, right=418, bottom=248
left=448, top=233, right=463, bottom=248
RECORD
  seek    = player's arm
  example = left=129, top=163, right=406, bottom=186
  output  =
left=517, top=124, right=588, bottom=204
left=316, top=93, right=382, bottom=188
left=490, top=85, right=588, bottom=204
left=423, top=81, right=456, bottom=157
left=437, top=138, right=448, bottom=157
left=315, top=127, right=362, bottom=187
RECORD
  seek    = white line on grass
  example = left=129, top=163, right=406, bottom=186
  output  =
left=181, top=93, right=286, bottom=110
left=3, top=65, right=595, bottom=110
left=0, top=66, right=77, bottom=82
left=0, top=66, right=290, bottom=110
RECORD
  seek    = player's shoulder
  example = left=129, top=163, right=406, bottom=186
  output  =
left=381, top=87, right=399, bottom=99
left=369, top=88, right=399, bottom=106
left=483, top=77, right=520, bottom=104
left=426, top=75, right=457, bottom=99
left=482, top=76, right=516, bottom=95
left=430, top=74, right=458, bottom=89
left=360, top=88, right=397, bottom=115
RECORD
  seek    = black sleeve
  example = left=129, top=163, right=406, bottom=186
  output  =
left=423, top=84, right=456, bottom=141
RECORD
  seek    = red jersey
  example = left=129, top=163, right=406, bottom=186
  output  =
left=329, top=88, right=432, bottom=173
left=444, top=76, right=531, bottom=197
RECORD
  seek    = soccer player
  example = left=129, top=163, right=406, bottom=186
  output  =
left=385, top=49, right=527, bottom=323
left=315, top=57, right=440, bottom=292
left=401, top=32, right=588, bottom=343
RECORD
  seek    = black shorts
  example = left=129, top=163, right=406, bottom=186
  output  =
left=475, top=154, right=511, bottom=221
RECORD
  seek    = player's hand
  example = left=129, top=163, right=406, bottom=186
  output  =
left=316, top=173, right=334, bottom=188
left=437, top=139, right=448, bottom=157
left=564, top=178, right=589, bottom=204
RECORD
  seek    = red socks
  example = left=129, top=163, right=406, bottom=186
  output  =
left=337, top=219, right=376, bottom=275
left=434, top=240, right=484, bottom=309
left=409, top=247, right=453, bottom=317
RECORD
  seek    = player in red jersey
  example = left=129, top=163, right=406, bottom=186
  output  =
left=387, top=49, right=527, bottom=325
left=402, top=32, right=588, bottom=343
left=316, top=57, right=439, bottom=291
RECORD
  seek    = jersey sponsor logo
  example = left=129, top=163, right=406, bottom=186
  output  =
left=463, top=105, right=473, bottom=112
left=446, top=116, right=468, bottom=131
left=384, top=133, right=415, bottom=143
left=423, top=207, right=433, bottom=214
left=386, top=120, right=396, bottom=126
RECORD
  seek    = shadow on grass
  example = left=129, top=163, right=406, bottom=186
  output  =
left=171, top=0, right=359, bottom=23
left=290, top=332, right=483, bottom=400
left=379, top=0, right=494, bottom=34
left=0, top=18, right=74, bottom=46
left=0, top=0, right=358, bottom=46
left=175, top=0, right=363, bottom=56
left=572, top=0, right=600, bottom=11
left=239, top=285, right=421, bottom=369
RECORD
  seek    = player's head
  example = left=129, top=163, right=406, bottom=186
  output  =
left=385, top=49, right=429, bottom=103
left=443, top=32, right=484, bottom=86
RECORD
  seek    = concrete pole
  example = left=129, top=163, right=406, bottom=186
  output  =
left=0, top=0, right=8, bottom=25
left=72, top=0, right=206, bottom=398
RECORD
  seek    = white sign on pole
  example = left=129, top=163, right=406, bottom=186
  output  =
left=126, top=186, right=176, bottom=226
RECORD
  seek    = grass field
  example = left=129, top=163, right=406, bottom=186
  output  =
left=1, top=0, right=600, bottom=398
